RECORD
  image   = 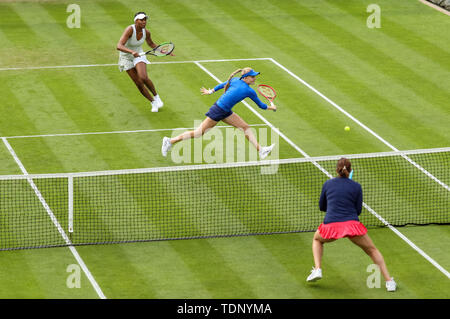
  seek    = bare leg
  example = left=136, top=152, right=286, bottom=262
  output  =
left=312, top=230, right=336, bottom=269
left=348, top=234, right=392, bottom=281
left=126, top=67, right=154, bottom=102
left=135, top=62, right=157, bottom=96
left=222, top=113, right=260, bottom=151
left=170, top=117, right=218, bottom=144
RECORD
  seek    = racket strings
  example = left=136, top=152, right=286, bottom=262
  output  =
left=259, top=86, right=276, bottom=98
left=155, top=43, right=174, bottom=56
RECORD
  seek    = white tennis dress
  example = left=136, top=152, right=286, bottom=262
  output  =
left=118, top=24, right=151, bottom=72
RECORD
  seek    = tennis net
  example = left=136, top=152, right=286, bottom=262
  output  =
left=0, top=147, right=449, bottom=250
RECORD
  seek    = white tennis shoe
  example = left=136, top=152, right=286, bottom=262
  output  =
left=154, top=94, right=164, bottom=108
left=161, top=137, right=172, bottom=157
left=259, top=144, right=275, bottom=159
left=386, top=278, right=397, bottom=292
left=151, top=100, right=159, bottom=112
left=306, top=268, right=322, bottom=282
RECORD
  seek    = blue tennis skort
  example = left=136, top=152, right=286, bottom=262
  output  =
left=205, top=103, right=233, bottom=121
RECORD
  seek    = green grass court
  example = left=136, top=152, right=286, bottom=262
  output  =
left=0, top=0, right=449, bottom=299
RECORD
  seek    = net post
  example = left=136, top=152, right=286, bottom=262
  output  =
left=68, top=174, right=74, bottom=235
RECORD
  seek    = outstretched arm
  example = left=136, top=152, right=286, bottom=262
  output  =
left=200, top=81, right=227, bottom=95
left=249, top=90, right=269, bottom=110
left=250, top=90, right=277, bottom=111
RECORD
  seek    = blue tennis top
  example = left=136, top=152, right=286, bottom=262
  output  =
left=213, top=78, right=268, bottom=112
left=319, top=177, right=363, bottom=224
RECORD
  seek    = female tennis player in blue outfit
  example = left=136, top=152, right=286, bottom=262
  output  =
left=307, top=158, right=397, bottom=292
left=161, top=67, right=277, bottom=159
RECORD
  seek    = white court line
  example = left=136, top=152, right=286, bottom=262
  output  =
left=1, top=137, right=107, bottom=298
left=2, top=124, right=268, bottom=140
left=194, top=62, right=450, bottom=280
left=0, top=58, right=271, bottom=71
left=269, top=58, right=450, bottom=193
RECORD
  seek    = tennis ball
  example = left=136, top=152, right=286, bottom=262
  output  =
left=344, top=126, right=350, bottom=131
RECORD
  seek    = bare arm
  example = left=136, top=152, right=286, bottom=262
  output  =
left=145, top=29, right=158, bottom=49
left=146, top=29, right=175, bottom=56
left=116, top=26, right=139, bottom=57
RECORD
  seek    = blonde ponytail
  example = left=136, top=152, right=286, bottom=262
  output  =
left=224, top=69, right=242, bottom=92
left=224, top=67, right=253, bottom=92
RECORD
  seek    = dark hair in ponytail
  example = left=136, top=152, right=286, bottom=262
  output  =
left=336, top=157, right=352, bottom=178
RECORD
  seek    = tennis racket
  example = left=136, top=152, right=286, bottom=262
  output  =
left=140, top=42, right=175, bottom=57
left=257, top=84, right=277, bottom=112
left=349, top=170, right=354, bottom=180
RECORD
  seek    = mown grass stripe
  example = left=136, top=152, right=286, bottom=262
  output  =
left=0, top=77, right=43, bottom=137
left=78, top=242, right=213, bottom=298
left=67, top=68, right=155, bottom=130
left=39, top=2, right=118, bottom=65
left=273, top=1, right=450, bottom=129
left=320, top=0, right=450, bottom=93
left=256, top=0, right=450, bottom=133
left=168, top=238, right=258, bottom=298
left=381, top=16, right=450, bottom=71
left=0, top=251, right=49, bottom=298
left=5, top=72, right=79, bottom=133
left=38, top=70, right=123, bottom=133
left=0, top=4, right=42, bottom=48
left=148, top=0, right=255, bottom=59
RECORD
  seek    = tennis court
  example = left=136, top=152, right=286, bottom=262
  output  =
left=0, top=0, right=449, bottom=299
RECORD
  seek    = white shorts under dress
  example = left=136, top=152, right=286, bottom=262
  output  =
left=118, top=54, right=151, bottom=72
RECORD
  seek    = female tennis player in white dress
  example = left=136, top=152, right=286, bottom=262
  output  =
left=117, top=12, right=164, bottom=112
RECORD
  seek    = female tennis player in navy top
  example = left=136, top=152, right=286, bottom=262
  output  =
left=307, top=158, right=397, bottom=292
left=161, top=67, right=277, bottom=159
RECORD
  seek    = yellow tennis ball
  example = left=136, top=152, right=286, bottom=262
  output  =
left=344, top=126, right=350, bottom=131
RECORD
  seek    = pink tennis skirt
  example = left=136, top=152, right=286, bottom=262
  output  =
left=318, top=220, right=367, bottom=239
